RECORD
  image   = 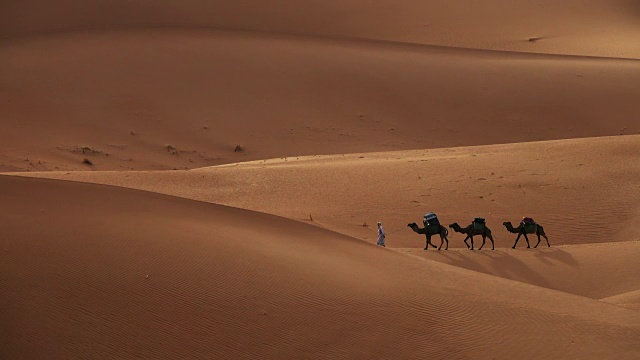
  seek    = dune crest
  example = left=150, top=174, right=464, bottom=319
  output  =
left=2, top=2, right=639, bottom=358
left=1, top=29, right=639, bottom=171
left=17, top=136, right=640, bottom=249
left=1, top=175, right=639, bottom=359
left=2, top=0, right=640, bottom=58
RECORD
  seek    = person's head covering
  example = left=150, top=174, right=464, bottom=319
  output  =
left=377, top=221, right=382, bottom=227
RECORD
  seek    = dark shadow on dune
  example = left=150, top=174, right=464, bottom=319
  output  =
left=435, top=250, right=553, bottom=289
left=532, top=248, right=579, bottom=268
left=626, top=1, right=640, bottom=17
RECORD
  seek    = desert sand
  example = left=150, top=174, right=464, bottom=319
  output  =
left=1, top=175, right=639, bottom=359
left=17, top=136, right=640, bottom=248
left=1, top=1, right=639, bottom=359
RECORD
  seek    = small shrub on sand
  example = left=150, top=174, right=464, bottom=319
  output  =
left=166, top=145, right=179, bottom=155
left=82, top=158, right=93, bottom=166
left=234, top=144, right=244, bottom=152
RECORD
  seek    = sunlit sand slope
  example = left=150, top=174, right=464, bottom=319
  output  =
left=17, top=136, right=640, bottom=249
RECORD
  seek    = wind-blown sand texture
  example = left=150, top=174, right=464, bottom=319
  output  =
left=17, top=136, right=640, bottom=248
left=1, top=176, right=639, bottom=359
left=1, top=1, right=639, bottom=359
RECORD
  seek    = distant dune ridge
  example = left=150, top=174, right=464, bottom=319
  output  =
left=2, top=0, right=640, bottom=58
left=1, top=3, right=640, bottom=171
left=1, top=1, right=640, bottom=359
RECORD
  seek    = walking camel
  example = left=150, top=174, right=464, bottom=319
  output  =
left=448, top=222, right=495, bottom=250
left=407, top=222, right=449, bottom=250
left=503, top=221, right=550, bottom=249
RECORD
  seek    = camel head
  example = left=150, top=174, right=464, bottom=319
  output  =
left=502, top=221, right=521, bottom=233
left=449, top=222, right=458, bottom=229
left=407, top=222, right=419, bottom=230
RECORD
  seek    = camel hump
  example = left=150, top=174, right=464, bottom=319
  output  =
left=424, top=212, right=438, bottom=221
left=521, top=217, right=537, bottom=233
left=472, top=218, right=486, bottom=231
left=423, top=212, right=440, bottom=232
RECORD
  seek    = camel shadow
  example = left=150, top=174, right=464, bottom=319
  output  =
left=532, top=248, right=579, bottom=268
left=436, top=249, right=554, bottom=289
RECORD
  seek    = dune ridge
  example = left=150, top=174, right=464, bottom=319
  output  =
left=601, top=290, right=640, bottom=310
left=2, top=1, right=639, bottom=358
left=1, top=175, right=639, bottom=359
left=1, top=28, right=639, bottom=171
left=16, top=136, right=640, bottom=249
left=397, top=241, right=640, bottom=300
left=2, top=0, right=640, bottom=58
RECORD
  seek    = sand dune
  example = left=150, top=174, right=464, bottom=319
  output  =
left=2, top=1, right=640, bottom=58
left=1, top=28, right=639, bottom=171
left=17, top=136, right=640, bottom=249
left=602, top=290, right=640, bottom=310
left=1, top=175, right=639, bottom=359
left=398, top=241, right=640, bottom=300
left=2, top=2, right=639, bottom=358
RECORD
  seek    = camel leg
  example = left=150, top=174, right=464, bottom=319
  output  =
left=534, top=233, right=541, bottom=248
left=443, top=235, right=449, bottom=250
left=478, top=235, right=486, bottom=250
left=463, top=235, right=471, bottom=249
left=488, top=234, right=495, bottom=250
left=512, top=233, right=522, bottom=249
left=469, top=236, right=475, bottom=250
left=438, top=235, right=444, bottom=251
left=425, top=235, right=437, bottom=250
left=523, top=233, right=531, bottom=248
left=543, top=233, right=551, bottom=247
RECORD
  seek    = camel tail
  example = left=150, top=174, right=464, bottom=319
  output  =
left=440, top=225, right=449, bottom=237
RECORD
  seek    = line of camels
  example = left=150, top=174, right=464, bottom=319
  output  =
left=407, top=220, right=550, bottom=251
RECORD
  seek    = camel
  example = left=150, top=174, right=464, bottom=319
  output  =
left=407, top=222, right=449, bottom=250
left=448, top=222, right=495, bottom=250
left=503, top=221, right=550, bottom=249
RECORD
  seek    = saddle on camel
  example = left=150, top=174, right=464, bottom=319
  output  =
left=472, top=217, right=486, bottom=231
left=521, top=217, right=536, bottom=233
left=407, top=212, right=450, bottom=250
left=423, top=212, right=440, bottom=233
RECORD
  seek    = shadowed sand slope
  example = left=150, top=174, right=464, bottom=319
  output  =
left=17, top=136, right=640, bottom=248
left=397, top=242, right=640, bottom=301
left=2, top=1, right=640, bottom=58
left=0, top=175, right=639, bottom=359
left=1, top=29, right=640, bottom=171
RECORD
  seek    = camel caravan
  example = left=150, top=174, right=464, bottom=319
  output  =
left=407, top=213, right=550, bottom=251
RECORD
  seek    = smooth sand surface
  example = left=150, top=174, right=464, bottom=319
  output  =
left=16, top=136, right=640, bottom=248
left=1, top=29, right=639, bottom=171
left=601, top=290, right=640, bottom=310
left=1, top=175, right=639, bottom=359
left=398, top=241, right=640, bottom=300
left=3, top=1, right=640, bottom=58
left=2, top=1, right=639, bottom=358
